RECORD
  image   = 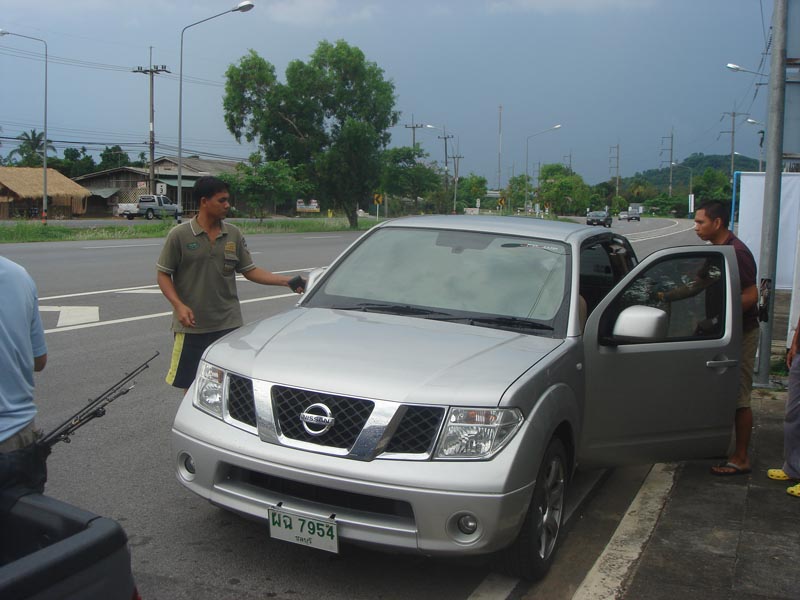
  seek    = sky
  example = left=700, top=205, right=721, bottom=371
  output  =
left=0, top=0, right=773, bottom=186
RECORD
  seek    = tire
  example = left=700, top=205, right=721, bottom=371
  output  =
left=145, top=209, right=154, bottom=220
left=126, top=215, right=134, bottom=220
left=498, top=437, right=568, bottom=581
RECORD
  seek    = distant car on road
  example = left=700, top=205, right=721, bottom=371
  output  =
left=586, top=210, right=612, bottom=227
left=628, top=210, right=641, bottom=221
left=618, top=211, right=629, bottom=221
left=118, top=195, right=178, bottom=220
left=172, top=215, right=742, bottom=581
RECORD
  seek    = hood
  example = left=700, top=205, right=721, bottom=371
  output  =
left=206, top=308, right=563, bottom=407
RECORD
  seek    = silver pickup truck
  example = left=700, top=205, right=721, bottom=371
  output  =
left=119, top=195, right=178, bottom=220
left=172, top=215, right=741, bottom=580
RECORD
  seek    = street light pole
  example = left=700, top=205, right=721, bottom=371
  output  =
left=525, top=124, right=562, bottom=209
left=1, top=30, right=48, bottom=224
left=177, top=1, right=254, bottom=224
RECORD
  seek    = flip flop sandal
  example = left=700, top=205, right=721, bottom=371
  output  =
left=787, top=483, right=800, bottom=498
left=768, top=468, right=792, bottom=481
left=711, top=461, right=752, bottom=476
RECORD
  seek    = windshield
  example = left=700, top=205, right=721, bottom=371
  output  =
left=305, top=227, right=570, bottom=336
left=588, top=211, right=606, bottom=217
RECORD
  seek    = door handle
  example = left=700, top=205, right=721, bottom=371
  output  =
left=706, top=359, right=738, bottom=368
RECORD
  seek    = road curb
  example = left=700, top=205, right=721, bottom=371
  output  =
left=571, top=462, right=677, bottom=599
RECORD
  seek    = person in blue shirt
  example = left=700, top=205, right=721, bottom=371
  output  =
left=768, top=314, right=800, bottom=497
left=0, top=256, right=48, bottom=453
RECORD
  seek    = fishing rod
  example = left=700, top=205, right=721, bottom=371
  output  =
left=38, top=351, right=159, bottom=449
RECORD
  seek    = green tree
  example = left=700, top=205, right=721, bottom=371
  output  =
left=220, top=152, right=310, bottom=220
left=224, top=40, right=399, bottom=228
left=380, top=146, right=442, bottom=211
left=98, top=145, right=131, bottom=171
left=7, top=129, right=55, bottom=166
left=537, top=163, right=591, bottom=215
left=626, top=175, right=659, bottom=204
left=454, top=174, right=488, bottom=213
left=692, top=167, right=730, bottom=202
left=504, top=174, right=529, bottom=213
left=50, top=147, right=97, bottom=178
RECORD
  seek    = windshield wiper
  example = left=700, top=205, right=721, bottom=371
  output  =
left=433, top=315, right=554, bottom=332
left=333, top=303, right=454, bottom=318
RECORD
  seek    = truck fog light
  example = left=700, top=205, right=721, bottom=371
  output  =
left=183, top=454, right=196, bottom=475
left=457, top=514, right=479, bottom=535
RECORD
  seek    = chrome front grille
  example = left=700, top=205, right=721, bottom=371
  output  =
left=271, top=385, right=374, bottom=449
left=386, top=406, right=445, bottom=454
left=228, top=374, right=256, bottom=427
left=224, top=376, right=445, bottom=459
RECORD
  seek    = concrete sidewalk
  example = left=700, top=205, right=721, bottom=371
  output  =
left=619, top=290, right=798, bottom=599
left=620, top=383, right=798, bottom=599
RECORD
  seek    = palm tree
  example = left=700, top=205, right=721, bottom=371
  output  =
left=8, top=129, right=56, bottom=166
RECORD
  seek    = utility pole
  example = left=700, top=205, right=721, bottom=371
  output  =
left=404, top=114, right=424, bottom=151
left=497, top=105, right=502, bottom=190
left=563, top=151, right=573, bottom=173
left=609, top=144, right=621, bottom=198
left=450, top=150, right=463, bottom=214
left=755, top=0, right=787, bottom=385
left=722, top=109, right=748, bottom=179
left=133, top=48, right=170, bottom=195
left=660, top=128, right=674, bottom=196
left=438, top=126, right=453, bottom=192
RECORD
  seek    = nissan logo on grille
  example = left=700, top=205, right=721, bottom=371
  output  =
left=299, top=403, right=335, bottom=436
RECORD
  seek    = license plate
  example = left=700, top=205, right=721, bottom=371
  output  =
left=268, top=506, right=339, bottom=553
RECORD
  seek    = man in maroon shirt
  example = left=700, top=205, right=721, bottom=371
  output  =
left=694, top=201, right=759, bottom=476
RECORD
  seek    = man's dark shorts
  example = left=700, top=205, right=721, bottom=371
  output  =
left=166, top=329, right=235, bottom=389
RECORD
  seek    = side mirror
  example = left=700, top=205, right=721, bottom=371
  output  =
left=611, top=305, right=668, bottom=343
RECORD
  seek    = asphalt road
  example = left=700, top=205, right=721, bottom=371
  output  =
left=1, top=217, right=704, bottom=600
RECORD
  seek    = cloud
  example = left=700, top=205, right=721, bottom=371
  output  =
left=487, top=0, right=655, bottom=14
left=265, top=0, right=378, bottom=26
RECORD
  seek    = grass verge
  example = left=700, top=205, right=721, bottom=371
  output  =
left=0, top=217, right=375, bottom=243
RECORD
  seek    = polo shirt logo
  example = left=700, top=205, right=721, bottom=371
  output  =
left=225, top=242, right=236, bottom=253
left=186, top=242, right=199, bottom=250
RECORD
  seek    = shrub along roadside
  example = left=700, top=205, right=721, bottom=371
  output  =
left=0, top=217, right=375, bottom=244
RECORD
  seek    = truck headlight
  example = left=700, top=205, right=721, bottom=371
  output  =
left=193, top=361, right=225, bottom=418
left=435, top=408, right=523, bottom=459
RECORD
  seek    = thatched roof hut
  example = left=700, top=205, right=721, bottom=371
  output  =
left=0, top=166, right=91, bottom=218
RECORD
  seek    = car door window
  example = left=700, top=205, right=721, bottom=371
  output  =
left=601, top=253, right=727, bottom=342
left=579, top=240, right=632, bottom=315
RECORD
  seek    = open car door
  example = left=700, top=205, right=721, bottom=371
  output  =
left=579, top=245, right=742, bottom=468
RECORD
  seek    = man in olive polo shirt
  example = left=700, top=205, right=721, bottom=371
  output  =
left=157, top=176, right=306, bottom=391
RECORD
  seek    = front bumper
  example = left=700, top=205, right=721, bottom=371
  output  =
left=171, top=400, right=534, bottom=556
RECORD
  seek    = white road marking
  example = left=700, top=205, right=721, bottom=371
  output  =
left=117, top=289, right=164, bottom=294
left=39, top=305, right=100, bottom=327
left=43, top=293, right=298, bottom=334
left=41, top=285, right=159, bottom=301
left=81, top=243, right=160, bottom=249
left=572, top=462, right=677, bottom=600
left=39, top=267, right=315, bottom=301
left=466, top=573, right=519, bottom=600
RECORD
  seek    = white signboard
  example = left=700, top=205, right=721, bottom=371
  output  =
left=737, top=172, right=800, bottom=290
left=156, top=183, right=167, bottom=195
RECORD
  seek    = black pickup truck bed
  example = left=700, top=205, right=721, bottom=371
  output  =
left=0, top=491, right=137, bottom=600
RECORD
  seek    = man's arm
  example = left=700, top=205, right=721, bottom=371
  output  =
left=157, top=271, right=195, bottom=327
left=34, top=354, right=47, bottom=372
left=741, top=283, right=758, bottom=314
left=788, top=315, right=800, bottom=369
left=242, top=268, right=306, bottom=292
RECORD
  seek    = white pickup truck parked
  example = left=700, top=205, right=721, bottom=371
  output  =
left=118, top=194, right=178, bottom=220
